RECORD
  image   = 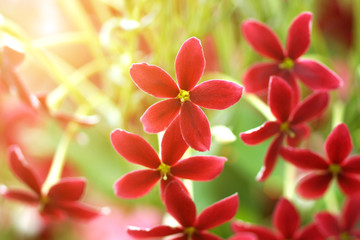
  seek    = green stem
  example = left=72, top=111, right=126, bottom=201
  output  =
left=324, top=182, right=340, bottom=214
left=283, top=162, right=296, bottom=200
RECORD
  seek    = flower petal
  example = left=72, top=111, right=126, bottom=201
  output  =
left=193, top=232, right=223, bottom=240
left=290, top=92, right=329, bottom=125
left=164, top=181, right=196, bottom=227
left=297, top=173, right=332, bottom=199
left=273, top=198, right=300, bottom=238
left=195, top=193, right=238, bottom=230
left=342, top=156, right=360, bottom=174
left=343, top=194, right=360, bottom=231
left=315, top=212, right=341, bottom=237
left=286, top=12, right=313, bottom=60
left=127, top=225, right=183, bottom=238
left=268, top=76, right=293, bottom=122
left=256, top=135, right=283, bottom=182
left=180, top=102, right=211, bottom=152
left=293, top=59, right=343, bottom=90
left=190, top=80, right=243, bottom=110
left=325, top=123, right=352, bottom=164
left=48, top=177, right=85, bottom=201
left=55, top=201, right=100, bottom=220
left=242, top=63, right=280, bottom=94
left=295, top=223, right=324, bottom=240
left=240, top=121, right=280, bottom=145
left=242, top=20, right=284, bottom=60
left=286, top=124, right=310, bottom=147
left=0, top=187, right=39, bottom=204
left=171, top=156, right=226, bottom=181
left=161, top=116, right=189, bottom=166
left=160, top=176, right=189, bottom=201
left=8, top=145, right=41, bottom=195
left=231, top=222, right=278, bottom=240
left=129, top=63, right=179, bottom=98
left=110, top=129, right=160, bottom=168
left=175, top=37, right=205, bottom=91
left=280, top=147, right=329, bottom=170
left=113, top=170, right=160, bottom=199
left=229, top=233, right=258, bottom=240
left=337, top=174, right=360, bottom=196
left=141, top=99, right=181, bottom=133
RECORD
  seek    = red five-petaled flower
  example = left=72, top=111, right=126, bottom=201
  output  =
left=242, top=12, right=342, bottom=103
left=111, top=117, right=226, bottom=199
left=240, top=76, right=329, bottom=181
left=315, top=194, right=360, bottom=239
left=130, top=37, right=243, bottom=151
left=127, top=181, right=239, bottom=240
left=232, top=198, right=324, bottom=240
left=280, top=123, right=360, bottom=199
left=0, top=145, right=100, bottom=221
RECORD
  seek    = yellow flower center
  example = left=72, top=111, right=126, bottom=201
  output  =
left=329, top=164, right=341, bottom=176
left=279, top=57, right=294, bottom=70
left=157, top=162, right=171, bottom=180
left=177, top=89, right=190, bottom=103
left=184, top=226, right=196, bottom=238
left=280, top=122, right=295, bottom=138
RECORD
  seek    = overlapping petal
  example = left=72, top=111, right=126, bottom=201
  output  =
left=242, top=63, right=280, bottom=94
left=164, top=181, right=197, bottom=227
left=161, top=116, right=188, bottom=166
left=127, top=225, right=182, bottom=238
left=315, top=212, right=341, bottom=236
left=171, top=156, right=226, bottom=181
left=232, top=222, right=278, bottom=240
left=55, top=201, right=100, bottom=220
left=195, top=193, right=239, bottom=230
left=295, top=223, right=324, bottom=240
left=342, top=156, right=360, bottom=173
left=48, top=177, right=85, bottom=201
left=296, top=173, right=332, bottom=199
left=110, top=129, right=160, bottom=168
left=337, top=174, right=360, bottom=196
left=193, top=232, right=223, bottom=240
left=190, top=80, right=243, bottom=110
left=268, top=76, right=293, bottom=122
left=293, top=59, right=342, bottom=90
left=8, top=145, right=41, bottom=195
left=343, top=195, right=360, bottom=230
left=180, top=101, right=211, bottom=152
left=280, top=147, right=329, bottom=170
left=325, top=123, right=352, bottom=164
left=240, top=121, right=280, bottom=145
left=242, top=20, right=284, bottom=60
left=175, top=37, right=205, bottom=91
left=141, top=99, right=181, bottom=133
left=113, top=170, right=160, bottom=199
left=273, top=198, right=300, bottom=238
left=0, top=188, right=39, bottom=204
left=286, top=124, right=310, bottom=147
left=286, top=12, right=313, bottom=60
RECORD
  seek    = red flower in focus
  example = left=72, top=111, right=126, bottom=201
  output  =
left=315, top=195, right=360, bottom=239
left=130, top=37, right=243, bottom=151
left=232, top=198, right=324, bottom=240
left=280, top=123, right=360, bottom=199
left=242, top=12, right=342, bottom=102
left=0, top=145, right=100, bottom=221
left=111, top=117, right=226, bottom=199
left=128, top=181, right=239, bottom=240
left=240, top=76, right=329, bottom=181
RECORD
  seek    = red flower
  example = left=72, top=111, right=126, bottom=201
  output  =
left=240, top=76, right=329, bottom=181
left=315, top=195, right=360, bottom=239
left=0, top=145, right=100, bottom=221
left=111, top=117, right=226, bottom=199
left=127, top=181, right=239, bottom=240
left=232, top=198, right=324, bottom=240
left=280, top=123, right=360, bottom=199
left=130, top=37, right=243, bottom=151
left=242, top=12, right=342, bottom=102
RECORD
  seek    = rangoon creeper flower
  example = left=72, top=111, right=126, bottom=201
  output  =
left=240, top=76, right=329, bottom=181
left=280, top=123, right=360, bottom=199
left=0, top=145, right=100, bottom=221
left=242, top=12, right=342, bottom=103
left=130, top=37, right=243, bottom=151
left=111, top=117, right=226, bottom=199
left=315, top=194, right=360, bottom=239
left=127, top=181, right=239, bottom=240
left=232, top=198, right=324, bottom=240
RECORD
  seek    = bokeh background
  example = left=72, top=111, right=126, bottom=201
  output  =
left=0, top=0, right=359, bottom=239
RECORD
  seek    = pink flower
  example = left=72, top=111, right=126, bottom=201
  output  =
left=127, top=181, right=239, bottom=240
left=130, top=37, right=243, bottom=151
left=111, top=117, right=226, bottom=199
left=0, top=145, right=100, bottom=221
left=240, top=76, right=329, bottom=181
left=315, top=195, right=360, bottom=239
left=232, top=198, right=324, bottom=240
left=280, top=123, right=360, bottom=199
left=242, top=12, right=342, bottom=102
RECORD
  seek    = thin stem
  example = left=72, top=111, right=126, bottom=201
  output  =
left=283, top=162, right=296, bottom=200
left=324, top=182, right=340, bottom=214
left=243, top=94, right=275, bottom=121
